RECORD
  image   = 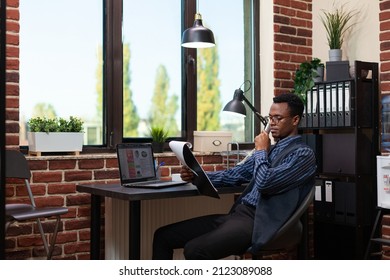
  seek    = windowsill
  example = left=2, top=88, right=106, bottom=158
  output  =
left=25, top=152, right=118, bottom=160
left=24, top=150, right=226, bottom=161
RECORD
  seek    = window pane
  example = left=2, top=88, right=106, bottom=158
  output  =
left=19, top=0, right=103, bottom=145
left=122, top=0, right=182, bottom=138
left=197, top=1, right=253, bottom=142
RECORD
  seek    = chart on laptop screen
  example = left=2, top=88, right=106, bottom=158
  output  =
left=118, top=145, right=155, bottom=180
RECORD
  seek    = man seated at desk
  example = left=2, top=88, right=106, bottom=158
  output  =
left=152, top=93, right=317, bottom=260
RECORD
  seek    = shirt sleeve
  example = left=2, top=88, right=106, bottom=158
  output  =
left=207, top=149, right=268, bottom=188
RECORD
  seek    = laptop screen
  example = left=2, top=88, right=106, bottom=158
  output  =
left=117, top=143, right=157, bottom=184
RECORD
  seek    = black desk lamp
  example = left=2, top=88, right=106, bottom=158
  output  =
left=223, top=81, right=268, bottom=127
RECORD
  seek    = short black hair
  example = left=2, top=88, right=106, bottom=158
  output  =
left=273, top=93, right=304, bottom=118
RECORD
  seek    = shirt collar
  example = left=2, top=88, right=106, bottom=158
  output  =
left=269, top=135, right=302, bottom=156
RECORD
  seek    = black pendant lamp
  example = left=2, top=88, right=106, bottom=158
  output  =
left=181, top=1, right=215, bottom=48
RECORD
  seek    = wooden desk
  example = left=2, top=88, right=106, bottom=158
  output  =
left=76, top=183, right=245, bottom=259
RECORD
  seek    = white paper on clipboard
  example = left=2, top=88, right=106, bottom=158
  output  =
left=169, top=141, right=220, bottom=199
left=169, top=141, right=196, bottom=173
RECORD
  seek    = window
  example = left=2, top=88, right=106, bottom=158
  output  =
left=194, top=0, right=258, bottom=142
left=122, top=0, right=182, bottom=138
left=19, top=0, right=104, bottom=146
left=19, top=0, right=259, bottom=149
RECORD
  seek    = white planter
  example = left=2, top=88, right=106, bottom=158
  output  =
left=329, top=49, right=342, bottom=61
left=27, top=132, right=84, bottom=153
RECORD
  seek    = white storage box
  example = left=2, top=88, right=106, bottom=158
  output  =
left=193, top=131, right=232, bottom=152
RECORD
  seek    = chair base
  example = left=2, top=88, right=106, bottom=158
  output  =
left=6, top=215, right=62, bottom=259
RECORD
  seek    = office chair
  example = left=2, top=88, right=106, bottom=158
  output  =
left=243, top=187, right=315, bottom=259
left=5, top=150, right=68, bottom=259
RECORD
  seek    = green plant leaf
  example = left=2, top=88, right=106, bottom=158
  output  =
left=28, top=116, right=84, bottom=133
left=320, top=4, right=358, bottom=49
left=292, top=58, right=324, bottom=104
left=149, top=126, right=169, bottom=143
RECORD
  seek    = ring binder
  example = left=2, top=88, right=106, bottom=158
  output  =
left=302, top=80, right=354, bottom=129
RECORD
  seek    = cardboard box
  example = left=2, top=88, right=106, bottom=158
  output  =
left=193, top=131, right=233, bottom=152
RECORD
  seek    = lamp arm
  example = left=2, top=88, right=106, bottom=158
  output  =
left=254, top=112, right=268, bottom=127
left=241, top=94, right=268, bottom=127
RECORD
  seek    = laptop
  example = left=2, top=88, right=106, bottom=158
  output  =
left=116, top=143, right=188, bottom=188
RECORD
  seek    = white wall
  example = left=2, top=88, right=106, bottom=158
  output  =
left=259, top=0, right=380, bottom=115
left=259, top=0, right=275, bottom=117
left=313, top=0, right=380, bottom=67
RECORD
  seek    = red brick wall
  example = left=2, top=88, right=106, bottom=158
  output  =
left=380, top=0, right=390, bottom=96
left=273, top=0, right=313, bottom=95
left=379, top=0, right=390, bottom=260
left=272, top=9, right=314, bottom=258
left=5, top=0, right=20, bottom=148
left=5, top=153, right=227, bottom=259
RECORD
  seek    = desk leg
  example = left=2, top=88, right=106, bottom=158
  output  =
left=129, top=200, right=141, bottom=260
left=90, top=194, right=101, bottom=260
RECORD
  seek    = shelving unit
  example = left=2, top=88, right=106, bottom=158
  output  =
left=299, top=61, right=380, bottom=259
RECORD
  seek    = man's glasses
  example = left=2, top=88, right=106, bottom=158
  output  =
left=267, top=115, right=290, bottom=124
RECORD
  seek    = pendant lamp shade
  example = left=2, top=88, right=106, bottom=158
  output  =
left=181, top=13, right=215, bottom=48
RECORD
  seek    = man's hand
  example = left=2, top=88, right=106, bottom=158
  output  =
left=180, top=166, right=194, bottom=182
left=254, top=130, right=271, bottom=151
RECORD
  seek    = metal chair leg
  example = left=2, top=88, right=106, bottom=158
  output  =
left=36, top=218, right=50, bottom=258
left=5, top=221, right=11, bottom=232
left=37, top=216, right=62, bottom=260
left=47, top=216, right=61, bottom=260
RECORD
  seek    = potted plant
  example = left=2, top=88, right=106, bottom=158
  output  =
left=27, top=116, right=84, bottom=155
left=149, top=126, right=168, bottom=153
left=293, top=58, right=324, bottom=103
left=320, top=4, right=358, bottom=61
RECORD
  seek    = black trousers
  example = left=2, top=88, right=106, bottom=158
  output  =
left=152, top=204, right=255, bottom=260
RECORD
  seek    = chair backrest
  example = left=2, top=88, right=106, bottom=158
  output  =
left=5, top=150, right=35, bottom=207
left=5, top=150, right=31, bottom=180
left=258, top=187, right=315, bottom=251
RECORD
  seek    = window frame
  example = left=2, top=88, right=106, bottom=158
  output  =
left=24, top=0, right=260, bottom=153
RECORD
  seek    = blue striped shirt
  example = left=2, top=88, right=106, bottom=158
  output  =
left=207, top=135, right=317, bottom=207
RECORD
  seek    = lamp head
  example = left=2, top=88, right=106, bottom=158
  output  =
left=222, top=83, right=268, bottom=127
left=223, top=88, right=246, bottom=116
left=181, top=13, right=215, bottom=48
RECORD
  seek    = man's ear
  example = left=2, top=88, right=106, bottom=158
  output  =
left=292, top=115, right=300, bottom=126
